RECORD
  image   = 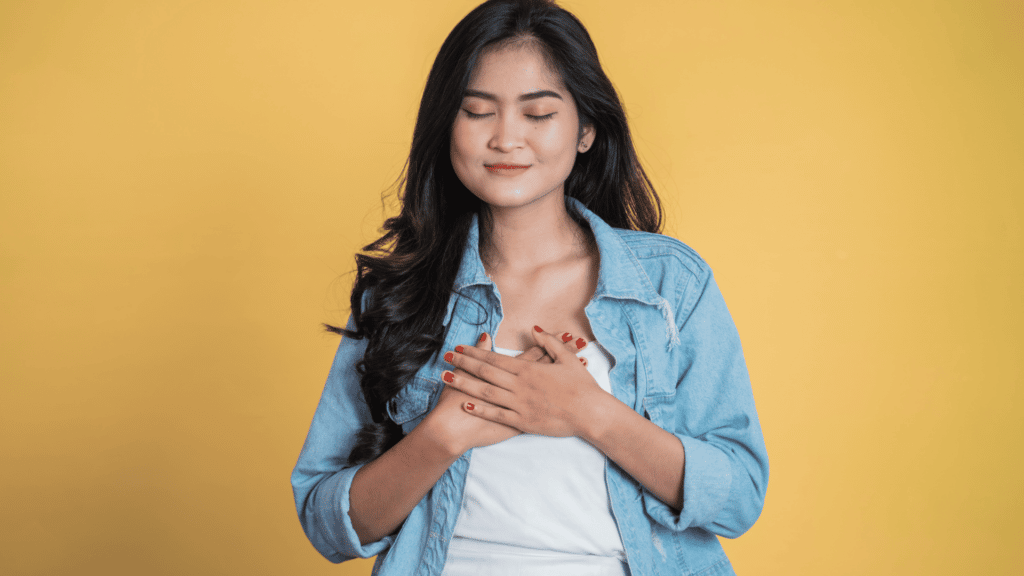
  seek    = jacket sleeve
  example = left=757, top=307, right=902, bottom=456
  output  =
left=642, top=272, right=770, bottom=538
left=290, top=315, right=396, bottom=562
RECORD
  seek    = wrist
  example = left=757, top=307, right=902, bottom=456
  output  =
left=415, top=412, right=467, bottom=460
left=575, top=390, right=620, bottom=445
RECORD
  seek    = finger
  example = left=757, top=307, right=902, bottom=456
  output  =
left=516, top=346, right=550, bottom=363
left=450, top=344, right=524, bottom=377
left=531, top=325, right=575, bottom=363
left=579, top=356, right=588, bottom=367
left=444, top=347, right=518, bottom=386
left=559, top=332, right=588, bottom=353
left=441, top=333, right=491, bottom=372
left=462, top=397, right=518, bottom=427
left=475, top=332, right=490, bottom=351
left=441, top=369, right=515, bottom=408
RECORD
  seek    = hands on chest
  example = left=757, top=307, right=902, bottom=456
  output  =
left=434, top=326, right=608, bottom=450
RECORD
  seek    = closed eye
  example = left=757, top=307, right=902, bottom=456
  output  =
left=462, top=110, right=555, bottom=121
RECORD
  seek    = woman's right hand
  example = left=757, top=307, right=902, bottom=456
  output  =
left=423, top=331, right=589, bottom=455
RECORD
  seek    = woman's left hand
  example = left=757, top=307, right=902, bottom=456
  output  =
left=440, top=325, right=607, bottom=438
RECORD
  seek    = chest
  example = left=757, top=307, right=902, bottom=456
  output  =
left=488, top=260, right=599, bottom=350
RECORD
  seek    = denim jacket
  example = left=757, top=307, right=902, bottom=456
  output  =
left=291, top=199, right=769, bottom=576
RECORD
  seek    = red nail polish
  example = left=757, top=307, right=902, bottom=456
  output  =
left=442, top=371, right=454, bottom=383
left=465, top=402, right=475, bottom=411
left=455, top=345, right=465, bottom=353
left=561, top=332, right=572, bottom=343
left=579, top=357, right=586, bottom=364
left=576, top=338, right=586, bottom=350
left=534, top=325, right=543, bottom=333
left=479, top=333, right=487, bottom=343
left=444, top=352, right=454, bottom=363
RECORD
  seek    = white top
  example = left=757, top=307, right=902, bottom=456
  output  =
left=442, top=341, right=628, bottom=576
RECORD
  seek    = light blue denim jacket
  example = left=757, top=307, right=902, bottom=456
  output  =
left=291, top=199, right=769, bottom=576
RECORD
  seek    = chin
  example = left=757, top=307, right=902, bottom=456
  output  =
left=473, top=189, right=549, bottom=209
left=470, top=179, right=565, bottom=207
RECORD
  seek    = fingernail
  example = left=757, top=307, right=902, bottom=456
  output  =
left=444, top=351, right=454, bottom=363
left=579, top=357, right=588, bottom=366
left=442, top=370, right=454, bottom=383
left=575, top=338, right=586, bottom=350
left=534, top=325, right=543, bottom=333
left=465, top=402, right=475, bottom=411
left=561, top=332, right=572, bottom=343
left=455, top=345, right=465, bottom=353
left=479, top=333, right=487, bottom=343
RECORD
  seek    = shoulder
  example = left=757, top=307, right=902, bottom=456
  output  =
left=614, top=229, right=712, bottom=285
left=604, top=229, right=718, bottom=337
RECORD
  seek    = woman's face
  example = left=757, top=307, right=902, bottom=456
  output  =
left=450, top=43, right=595, bottom=210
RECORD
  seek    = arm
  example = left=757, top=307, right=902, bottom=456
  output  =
left=347, top=380, right=511, bottom=544
left=441, top=274, right=768, bottom=538
left=440, top=329, right=686, bottom=509
left=579, top=395, right=686, bottom=510
left=292, top=328, right=546, bottom=559
left=350, top=332, right=575, bottom=543
left=640, top=273, right=769, bottom=537
left=291, top=315, right=389, bottom=562
left=347, top=413, right=463, bottom=544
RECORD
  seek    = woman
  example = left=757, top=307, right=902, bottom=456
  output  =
left=291, top=1, right=769, bottom=574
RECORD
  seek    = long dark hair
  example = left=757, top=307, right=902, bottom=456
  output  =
left=334, top=0, right=662, bottom=465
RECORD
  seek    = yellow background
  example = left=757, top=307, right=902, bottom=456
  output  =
left=2, top=0, right=1021, bottom=574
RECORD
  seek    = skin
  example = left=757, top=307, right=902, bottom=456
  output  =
left=348, top=42, right=686, bottom=546
left=449, top=41, right=598, bottom=351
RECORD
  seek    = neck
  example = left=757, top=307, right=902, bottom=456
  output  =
left=479, top=193, right=592, bottom=275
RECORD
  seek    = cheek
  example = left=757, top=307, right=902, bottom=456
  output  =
left=532, top=124, right=578, bottom=163
left=449, top=126, right=471, bottom=169
left=451, top=122, right=484, bottom=162
left=450, top=124, right=464, bottom=156
left=449, top=124, right=477, bottom=188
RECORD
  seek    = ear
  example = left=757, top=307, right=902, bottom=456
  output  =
left=577, top=124, right=596, bottom=153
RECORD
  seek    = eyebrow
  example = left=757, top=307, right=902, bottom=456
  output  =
left=463, top=89, right=564, bottom=102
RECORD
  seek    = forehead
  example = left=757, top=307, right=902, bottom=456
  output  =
left=466, top=43, right=567, bottom=96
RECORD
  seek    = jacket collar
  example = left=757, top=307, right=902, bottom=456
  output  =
left=449, top=197, right=665, bottom=314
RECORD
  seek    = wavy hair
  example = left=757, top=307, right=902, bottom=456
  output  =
left=332, top=0, right=662, bottom=465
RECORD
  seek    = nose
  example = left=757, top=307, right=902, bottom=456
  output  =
left=489, top=111, right=524, bottom=152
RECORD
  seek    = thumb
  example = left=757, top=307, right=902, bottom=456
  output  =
left=531, top=325, right=571, bottom=363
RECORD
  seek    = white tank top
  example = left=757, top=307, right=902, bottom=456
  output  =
left=442, top=342, right=628, bottom=576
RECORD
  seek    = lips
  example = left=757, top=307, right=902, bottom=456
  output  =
left=485, top=163, right=531, bottom=174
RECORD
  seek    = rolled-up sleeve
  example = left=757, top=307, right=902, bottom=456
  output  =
left=290, top=316, right=395, bottom=562
left=643, top=272, right=769, bottom=538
